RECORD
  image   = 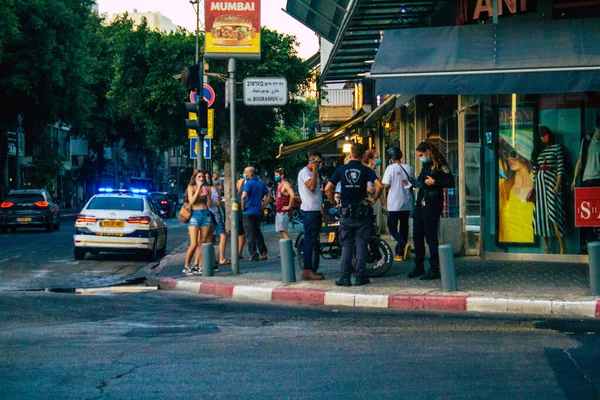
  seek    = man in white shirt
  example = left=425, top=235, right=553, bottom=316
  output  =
left=382, top=147, right=415, bottom=262
left=297, top=150, right=324, bottom=280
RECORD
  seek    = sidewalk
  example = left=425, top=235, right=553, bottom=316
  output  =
left=149, top=224, right=600, bottom=319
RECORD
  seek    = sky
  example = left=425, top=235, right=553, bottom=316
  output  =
left=95, top=0, right=320, bottom=59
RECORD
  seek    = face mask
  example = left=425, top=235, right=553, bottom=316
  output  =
left=274, top=176, right=281, bottom=182
left=195, top=180, right=201, bottom=185
left=420, top=156, right=430, bottom=164
left=374, top=157, right=381, bottom=167
left=242, top=174, right=247, bottom=180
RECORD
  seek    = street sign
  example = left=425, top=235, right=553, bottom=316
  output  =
left=190, top=137, right=212, bottom=160
left=574, top=187, right=600, bottom=227
left=243, top=77, right=288, bottom=106
left=204, top=84, right=215, bottom=107
left=189, top=84, right=216, bottom=107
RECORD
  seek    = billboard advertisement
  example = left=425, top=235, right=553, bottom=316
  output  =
left=204, top=0, right=261, bottom=60
left=497, top=104, right=536, bottom=245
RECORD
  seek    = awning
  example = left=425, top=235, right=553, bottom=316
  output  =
left=277, top=108, right=368, bottom=159
left=363, top=94, right=398, bottom=128
left=370, top=18, right=600, bottom=95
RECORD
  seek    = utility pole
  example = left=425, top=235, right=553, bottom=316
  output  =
left=191, top=0, right=201, bottom=170
left=229, top=58, right=239, bottom=275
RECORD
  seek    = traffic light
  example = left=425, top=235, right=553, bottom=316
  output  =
left=186, top=100, right=208, bottom=135
left=181, top=63, right=201, bottom=91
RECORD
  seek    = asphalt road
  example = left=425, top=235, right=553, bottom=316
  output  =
left=1, top=290, right=599, bottom=399
left=0, top=213, right=189, bottom=290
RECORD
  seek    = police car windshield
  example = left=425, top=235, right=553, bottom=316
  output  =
left=87, top=197, right=143, bottom=211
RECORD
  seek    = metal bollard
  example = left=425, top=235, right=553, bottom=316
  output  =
left=280, top=238, right=296, bottom=283
left=589, top=241, right=600, bottom=296
left=202, top=243, right=214, bottom=277
left=438, top=244, right=457, bottom=292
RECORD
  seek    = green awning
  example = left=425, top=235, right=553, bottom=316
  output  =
left=277, top=108, right=369, bottom=159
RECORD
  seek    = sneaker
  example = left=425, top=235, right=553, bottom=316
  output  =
left=394, top=255, right=403, bottom=262
left=183, top=267, right=193, bottom=275
left=354, top=276, right=371, bottom=286
left=419, top=269, right=441, bottom=280
left=403, top=244, right=412, bottom=260
left=191, top=266, right=202, bottom=275
left=259, top=253, right=268, bottom=261
left=248, top=255, right=259, bottom=262
left=335, top=277, right=352, bottom=287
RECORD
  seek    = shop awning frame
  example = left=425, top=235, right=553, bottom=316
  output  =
left=370, top=18, right=600, bottom=95
left=277, top=108, right=369, bottom=159
left=363, top=94, right=398, bottom=128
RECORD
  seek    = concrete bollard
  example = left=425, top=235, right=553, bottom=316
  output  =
left=589, top=241, right=600, bottom=296
left=202, top=243, right=214, bottom=277
left=280, top=238, right=296, bottom=283
left=438, top=244, right=457, bottom=292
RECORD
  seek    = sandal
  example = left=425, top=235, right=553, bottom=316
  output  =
left=219, top=258, right=231, bottom=265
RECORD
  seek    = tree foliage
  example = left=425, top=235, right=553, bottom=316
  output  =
left=0, top=4, right=312, bottom=187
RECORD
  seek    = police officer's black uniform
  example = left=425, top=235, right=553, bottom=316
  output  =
left=409, top=160, right=455, bottom=280
left=329, top=160, right=379, bottom=286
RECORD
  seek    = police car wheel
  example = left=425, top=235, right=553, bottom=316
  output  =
left=364, top=237, right=393, bottom=278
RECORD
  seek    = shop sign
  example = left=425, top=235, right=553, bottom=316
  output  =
left=204, top=0, right=261, bottom=60
left=473, top=0, right=529, bottom=20
left=574, top=187, right=600, bottom=227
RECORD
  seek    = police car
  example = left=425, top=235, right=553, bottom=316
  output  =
left=73, top=188, right=167, bottom=261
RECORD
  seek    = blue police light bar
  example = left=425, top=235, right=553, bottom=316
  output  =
left=98, top=188, right=114, bottom=193
left=139, top=189, right=148, bottom=194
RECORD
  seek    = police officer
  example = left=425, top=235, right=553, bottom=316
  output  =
left=408, top=141, right=455, bottom=280
left=325, top=144, right=383, bottom=286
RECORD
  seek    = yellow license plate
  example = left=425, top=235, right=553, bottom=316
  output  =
left=101, top=219, right=124, bottom=228
left=328, top=232, right=336, bottom=243
left=17, top=217, right=32, bottom=222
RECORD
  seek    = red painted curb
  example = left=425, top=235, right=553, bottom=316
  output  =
left=388, top=295, right=426, bottom=309
left=158, top=278, right=178, bottom=290
left=272, top=288, right=326, bottom=305
left=595, top=301, right=600, bottom=318
left=423, top=295, right=467, bottom=312
left=199, top=283, right=235, bottom=298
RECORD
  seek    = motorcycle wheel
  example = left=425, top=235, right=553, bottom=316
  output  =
left=364, top=236, right=393, bottom=278
left=295, top=236, right=320, bottom=271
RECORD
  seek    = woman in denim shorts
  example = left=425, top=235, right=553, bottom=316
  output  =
left=184, top=170, right=214, bottom=275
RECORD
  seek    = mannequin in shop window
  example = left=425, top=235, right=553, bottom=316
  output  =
left=532, top=126, right=567, bottom=254
left=572, top=116, right=600, bottom=247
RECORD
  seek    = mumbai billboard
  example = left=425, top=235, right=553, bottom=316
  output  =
left=204, top=0, right=261, bottom=60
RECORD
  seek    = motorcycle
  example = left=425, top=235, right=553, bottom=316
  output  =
left=262, top=198, right=276, bottom=224
left=294, top=208, right=393, bottom=278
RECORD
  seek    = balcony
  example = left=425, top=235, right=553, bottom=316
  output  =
left=319, top=88, right=354, bottom=126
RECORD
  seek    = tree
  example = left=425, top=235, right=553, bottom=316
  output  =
left=0, top=0, right=97, bottom=186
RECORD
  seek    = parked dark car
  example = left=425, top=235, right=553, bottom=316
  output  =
left=0, top=189, right=61, bottom=233
left=149, top=192, right=176, bottom=218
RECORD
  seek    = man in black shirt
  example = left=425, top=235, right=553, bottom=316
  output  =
left=325, top=144, right=383, bottom=286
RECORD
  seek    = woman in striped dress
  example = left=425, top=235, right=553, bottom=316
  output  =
left=533, top=126, right=567, bottom=254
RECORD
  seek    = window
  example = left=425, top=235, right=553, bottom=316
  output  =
left=87, top=197, right=143, bottom=211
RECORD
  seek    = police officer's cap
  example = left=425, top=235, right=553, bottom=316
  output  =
left=386, top=147, right=403, bottom=160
